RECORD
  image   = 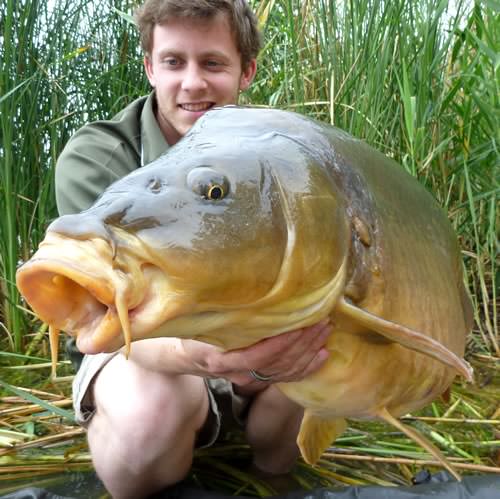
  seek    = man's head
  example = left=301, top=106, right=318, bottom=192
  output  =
left=135, top=0, right=261, bottom=146
left=135, top=0, right=261, bottom=71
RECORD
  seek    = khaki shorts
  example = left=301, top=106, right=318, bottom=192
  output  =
left=73, top=352, right=253, bottom=448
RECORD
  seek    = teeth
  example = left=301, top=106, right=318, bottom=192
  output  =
left=181, top=103, right=212, bottom=112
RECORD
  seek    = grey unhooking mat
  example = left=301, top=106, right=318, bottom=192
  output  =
left=1, top=473, right=499, bottom=499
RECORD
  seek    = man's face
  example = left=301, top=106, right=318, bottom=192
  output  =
left=144, top=13, right=257, bottom=145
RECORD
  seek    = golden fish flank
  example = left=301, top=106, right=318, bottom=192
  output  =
left=16, top=106, right=473, bottom=479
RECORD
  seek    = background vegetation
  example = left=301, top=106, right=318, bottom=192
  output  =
left=0, top=0, right=498, bottom=495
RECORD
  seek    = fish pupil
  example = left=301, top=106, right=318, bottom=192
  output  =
left=207, top=185, right=224, bottom=200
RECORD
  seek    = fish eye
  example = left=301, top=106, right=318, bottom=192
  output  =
left=207, top=184, right=225, bottom=200
left=187, top=167, right=229, bottom=201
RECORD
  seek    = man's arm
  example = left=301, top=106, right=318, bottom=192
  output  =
left=55, top=124, right=140, bottom=215
left=123, top=320, right=331, bottom=393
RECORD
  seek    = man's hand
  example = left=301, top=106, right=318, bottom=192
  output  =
left=182, top=319, right=331, bottom=390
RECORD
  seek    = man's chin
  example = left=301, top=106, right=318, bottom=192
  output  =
left=157, top=107, right=215, bottom=143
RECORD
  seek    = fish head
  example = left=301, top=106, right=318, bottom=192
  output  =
left=17, top=107, right=350, bottom=354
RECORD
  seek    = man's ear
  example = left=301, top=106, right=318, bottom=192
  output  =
left=239, top=59, right=257, bottom=91
left=144, top=55, right=156, bottom=87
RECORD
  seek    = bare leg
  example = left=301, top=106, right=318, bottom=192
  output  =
left=245, top=385, right=303, bottom=474
left=87, top=354, right=209, bottom=499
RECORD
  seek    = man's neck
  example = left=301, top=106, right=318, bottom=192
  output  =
left=153, top=103, right=182, bottom=146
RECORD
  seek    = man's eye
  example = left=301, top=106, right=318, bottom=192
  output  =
left=163, top=58, right=180, bottom=67
left=206, top=60, right=221, bottom=68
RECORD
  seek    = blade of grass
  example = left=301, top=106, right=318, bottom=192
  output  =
left=0, top=379, right=75, bottom=422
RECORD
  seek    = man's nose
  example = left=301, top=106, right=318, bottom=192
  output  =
left=181, top=63, right=208, bottom=92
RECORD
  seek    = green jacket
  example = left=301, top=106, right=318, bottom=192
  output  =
left=55, top=92, right=169, bottom=215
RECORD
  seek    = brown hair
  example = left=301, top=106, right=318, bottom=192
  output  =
left=134, top=0, right=262, bottom=69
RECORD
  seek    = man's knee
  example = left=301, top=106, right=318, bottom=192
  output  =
left=87, top=354, right=209, bottom=473
left=247, top=386, right=303, bottom=431
left=246, top=386, right=303, bottom=474
left=94, top=354, right=208, bottom=424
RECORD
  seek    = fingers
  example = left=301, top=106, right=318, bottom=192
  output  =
left=299, top=347, right=330, bottom=379
left=225, top=328, right=304, bottom=369
left=193, top=319, right=333, bottom=389
left=262, top=322, right=331, bottom=382
left=220, top=319, right=332, bottom=384
left=283, top=323, right=331, bottom=378
left=227, top=319, right=331, bottom=369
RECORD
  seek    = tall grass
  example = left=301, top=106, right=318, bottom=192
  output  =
left=0, top=0, right=149, bottom=351
left=0, top=0, right=498, bottom=355
left=249, top=0, right=499, bottom=355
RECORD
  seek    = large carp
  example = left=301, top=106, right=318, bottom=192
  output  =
left=17, top=106, right=473, bottom=478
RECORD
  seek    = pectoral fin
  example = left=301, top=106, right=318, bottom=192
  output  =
left=297, top=410, right=347, bottom=465
left=377, top=407, right=461, bottom=481
left=338, top=298, right=473, bottom=381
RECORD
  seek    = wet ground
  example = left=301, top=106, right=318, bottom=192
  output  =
left=0, top=471, right=107, bottom=498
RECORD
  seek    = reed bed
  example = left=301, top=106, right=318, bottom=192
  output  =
left=0, top=0, right=498, bottom=496
left=0, top=354, right=498, bottom=496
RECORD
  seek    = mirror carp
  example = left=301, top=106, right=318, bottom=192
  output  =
left=17, top=106, right=473, bottom=479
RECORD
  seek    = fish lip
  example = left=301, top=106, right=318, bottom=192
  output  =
left=17, top=256, right=142, bottom=355
left=18, top=257, right=115, bottom=305
left=16, top=230, right=158, bottom=354
left=16, top=257, right=115, bottom=334
left=16, top=253, right=181, bottom=355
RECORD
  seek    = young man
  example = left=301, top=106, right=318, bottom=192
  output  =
left=56, top=1, right=331, bottom=497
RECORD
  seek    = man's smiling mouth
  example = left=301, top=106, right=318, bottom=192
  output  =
left=180, top=102, right=214, bottom=112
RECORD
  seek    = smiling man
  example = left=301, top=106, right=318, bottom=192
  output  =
left=143, top=11, right=256, bottom=143
left=55, top=1, right=331, bottom=498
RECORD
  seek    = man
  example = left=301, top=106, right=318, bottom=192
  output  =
left=56, top=1, right=331, bottom=498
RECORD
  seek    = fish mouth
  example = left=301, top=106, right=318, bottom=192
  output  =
left=16, top=233, right=126, bottom=355
left=17, top=259, right=125, bottom=355
left=16, top=232, right=176, bottom=358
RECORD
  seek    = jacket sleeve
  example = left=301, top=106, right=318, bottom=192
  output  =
left=55, top=122, right=140, bottom=216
